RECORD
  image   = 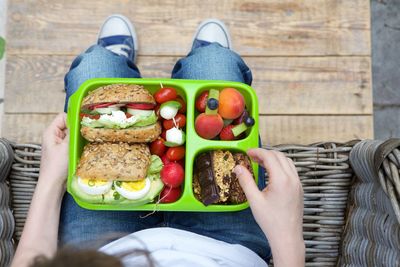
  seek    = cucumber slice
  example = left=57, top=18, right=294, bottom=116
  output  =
left=95, top=106, right=120, bottom=114
left=232, top=122, right=248, bottom=137
left=205, top=89, right=219, bottom=115
left=127, top=108, right=153, bottom=117
left=224, top=119, right=233, bottom=126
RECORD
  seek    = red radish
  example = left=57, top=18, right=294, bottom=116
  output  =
left=161, top=163, right=184, bottom=188
left=160, top=186, right=182, bottom=203
left=88, top=102, right=117, bottom=110
left=125, top=103, right=155, bottom=110
left=220, top=125, right=236, bottom=140
left=161, top=154, right=171, bottom=165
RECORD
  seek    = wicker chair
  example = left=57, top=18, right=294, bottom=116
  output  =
left=0, top=138, right=399, bottom=266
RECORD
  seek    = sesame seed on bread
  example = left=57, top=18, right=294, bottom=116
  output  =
left=76, top=143, right=150, bottom=181
left=81, top=84, right=156, bottom=108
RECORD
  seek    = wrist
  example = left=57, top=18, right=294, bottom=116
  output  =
left=36, top=174, right=66, bottom=201
left=269, top=234, right=305, bottom=267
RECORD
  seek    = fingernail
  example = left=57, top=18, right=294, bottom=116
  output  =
left=234, top=165, right=243, bottom=175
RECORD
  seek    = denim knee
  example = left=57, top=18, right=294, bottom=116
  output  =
left=172, top=43, right=252, bottom=85
left=64, top=45, right=141, bottom=111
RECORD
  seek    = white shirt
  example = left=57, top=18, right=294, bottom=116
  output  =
left=100, top=227, right=268, bottom=267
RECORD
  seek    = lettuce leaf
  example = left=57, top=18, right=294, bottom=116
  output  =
left=81, top=111, right=157, bottom=129
left=147, top=155, right=163, bottom=175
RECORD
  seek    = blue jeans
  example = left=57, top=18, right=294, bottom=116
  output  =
left=60, top=43, right=271, bottom=263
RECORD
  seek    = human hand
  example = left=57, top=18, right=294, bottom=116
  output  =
left=39, top=113, right=69, bottom=190
left=234, top=148, right=304, bottom=265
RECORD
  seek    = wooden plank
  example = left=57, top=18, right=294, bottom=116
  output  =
left=5, top=55, right=372, bottom=115
left=2, top=114, right=53, bottom=144
left=2, top=114, right=373, bottom=145
left=261, top=115, right=373, bottom=145
left=7, top=0, right=370, bottom=56
left=0, top=0, right=7, bottom=137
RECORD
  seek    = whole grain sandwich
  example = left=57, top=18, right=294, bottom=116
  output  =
left=80, top=84, right=161, bottom=143
left=193, top=150, right=252, bottom=206
left=72, top=143, right=164, bottom=205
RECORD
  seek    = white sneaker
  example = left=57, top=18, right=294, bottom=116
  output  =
left=97, top=14, right=138, bottom=62
left=191, top=19, right=232, bottom=50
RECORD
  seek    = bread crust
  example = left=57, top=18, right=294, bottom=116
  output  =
left=81, top=84, right=156, bottom=108
left=76, top=143, right=151, bottom=181
left=80, top=122, right=162, bottom=143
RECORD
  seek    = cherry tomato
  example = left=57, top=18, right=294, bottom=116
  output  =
left=161, top=129, right=167, bottom=140
left=88, top=102, right=116, bottom=110
left=150, top=138, right=167, bottom=156
left=195, top=91, right=209, bottom=112
left=160, top=186, right=182, bottom=203
left=126, top=103, right=155, bottom=110
left=166, top=146, right=185, bottom=161
left=154, top=87, right=177, bottom=104
left=162, top=114, right=186, bottom=130
left=80, top=113, right=100, bottom=120
left=175, top=96, right=186, bottom=114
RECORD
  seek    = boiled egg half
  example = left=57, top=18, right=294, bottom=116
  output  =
left=77, top=177, right=113, bottom=195
left=114, top=178, right=151, bottom=200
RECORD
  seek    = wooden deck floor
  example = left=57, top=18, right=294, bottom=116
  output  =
left=2, top=0, right=373, bottom=145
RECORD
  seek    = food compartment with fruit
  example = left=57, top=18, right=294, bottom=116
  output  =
left=194, top=87, right=256, bottom=141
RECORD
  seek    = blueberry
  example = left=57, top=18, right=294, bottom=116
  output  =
left=244, top=116, right=255, bottom=127
left=207, top=98, right=219, bottom=110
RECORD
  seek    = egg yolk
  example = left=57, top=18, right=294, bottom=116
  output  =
left=82, top=178, right=109, bottom=187
left=120, top=180, right=146, bottom=191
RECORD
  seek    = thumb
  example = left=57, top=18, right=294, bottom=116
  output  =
left=63, top=128, right=70, bottom=144
left=234, top=165, right=261, bottom=205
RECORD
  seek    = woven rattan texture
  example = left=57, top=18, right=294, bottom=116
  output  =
left=267, top=142, right=356, bottom=267
left=338, top=139, right=400, bottom=267
left=9, top=143, right=41, bottom=242
left=0, top=139, right=15, bottom=267
left=7, top=142, right=356, bottom=266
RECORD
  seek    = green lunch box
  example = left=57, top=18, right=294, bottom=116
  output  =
left=67, top=78, right=259, bottom=212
